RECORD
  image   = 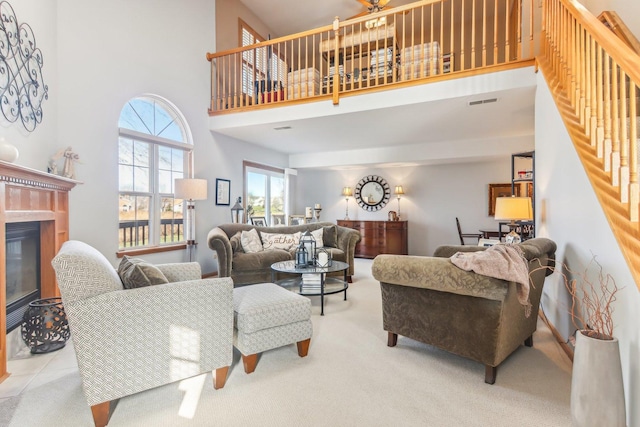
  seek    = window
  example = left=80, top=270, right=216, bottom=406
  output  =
left=239, top=19, right=287, bottom=98
left=118, top=95, right=193, bottom=250
left=244, top=161, right=285, bottom=226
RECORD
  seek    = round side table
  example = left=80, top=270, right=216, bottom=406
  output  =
left=21, top=297, right=70, bottom=354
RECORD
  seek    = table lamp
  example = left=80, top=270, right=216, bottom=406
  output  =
left=494, top=196, right=533, bottom=244
left=394, top=185, right=405, bottom=220
left=174, top=178, right=208, bottom=261
left=342, top=187, right=353, bottom=220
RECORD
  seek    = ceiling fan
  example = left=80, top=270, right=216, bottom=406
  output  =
left=350, top=0, right=394, bottom=19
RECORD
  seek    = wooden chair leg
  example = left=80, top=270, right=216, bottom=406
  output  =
left=91, top=401, right=111, bottom=427
left=242, top=353, right=259, bottom=374
left=213, top=365, right=229, bottom=389
left=297, top=338, right=311, bottom=357
left=485, top=365, right=497, bottom=384
left=524, top=335, right=533, bottom=347
left=387, top=332, right=398, bottom=347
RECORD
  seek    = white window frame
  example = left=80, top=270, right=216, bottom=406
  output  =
left=244, top=161, right=285, bottom=225
left=118, top=95, right=193, bottom=251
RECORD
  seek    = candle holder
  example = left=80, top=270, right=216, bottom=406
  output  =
left=313, top=208, right=322, bottom=222
left=315, top=247, right=332, bottom=267
left=21, top=298, right=70, bottom=354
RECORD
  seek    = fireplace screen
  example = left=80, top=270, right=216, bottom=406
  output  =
left=5, top=222, right=41, bottom=332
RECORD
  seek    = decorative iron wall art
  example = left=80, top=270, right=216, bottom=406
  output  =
left=0, top=1, right=48, bottom=132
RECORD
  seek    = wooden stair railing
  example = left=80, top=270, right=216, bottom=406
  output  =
left=207, top=0, right=538, bottom=114
left=539, top=0, right=640, bottom=291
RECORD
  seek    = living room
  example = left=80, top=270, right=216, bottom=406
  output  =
left=0, top=0, right=639, bottom=426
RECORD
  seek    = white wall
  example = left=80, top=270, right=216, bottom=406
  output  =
left=536, top=71, right=640, bottom=427
left=296, top=157, right=524, bottom=256
left=54, top=0, right=289, bottom=273
left=0, top=0, right=58, bottom=167
left=582, top=0, right=640, bottom=39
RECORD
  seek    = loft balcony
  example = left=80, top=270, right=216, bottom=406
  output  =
left=207, top=0, right=540, bottom=115
left=206, top=0, right=541, bottom=168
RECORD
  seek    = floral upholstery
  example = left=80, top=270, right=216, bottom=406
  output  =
left=208, top=221, right=361, bottom=286
left=51, top=240, right=234, bottom=418
left=371, top=238, right=557, bottom=384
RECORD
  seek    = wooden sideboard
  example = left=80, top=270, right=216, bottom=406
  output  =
left=337, top=220, right=408, bottom=259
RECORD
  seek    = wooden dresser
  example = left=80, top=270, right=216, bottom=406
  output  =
left=337, top=220, right=408, bottom=259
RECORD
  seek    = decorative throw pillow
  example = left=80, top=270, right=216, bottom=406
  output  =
left=323, top=225, right=338, bottom=248
left=311, top=228, right=324, bottom=247
left=241, top=228, right=263, bottom=253
left=230, top=231, right=244, bottom=253
left=117, top=256, right=169, bottom=289
left=260, top=231, right=300, bottom=251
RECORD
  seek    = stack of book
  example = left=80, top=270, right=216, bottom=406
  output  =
left=301, top=274, right=322, bottom=291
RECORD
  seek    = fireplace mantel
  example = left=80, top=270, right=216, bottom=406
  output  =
left=0, top=160, right=80, bottom=382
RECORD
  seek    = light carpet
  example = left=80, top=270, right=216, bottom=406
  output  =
left=2, top=258, right=572, bottom=426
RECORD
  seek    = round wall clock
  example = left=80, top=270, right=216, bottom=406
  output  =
left=354, top=175, right=390, bottom=211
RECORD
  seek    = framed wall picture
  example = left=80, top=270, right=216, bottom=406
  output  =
left=251, top=216, right=267, bottom=227
left=216, top=178, right=230, bottom=206
left=488, top=183, right=520, bottom=216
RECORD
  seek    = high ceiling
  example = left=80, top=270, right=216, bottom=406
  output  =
left=239, top=0, right=419, bottom=36
left=222, top=0, right=537, bottom=168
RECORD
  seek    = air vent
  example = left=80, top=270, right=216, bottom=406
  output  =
left=274, top=126, right=292, bottom=130
left=468, top=98, right=498, bottom=106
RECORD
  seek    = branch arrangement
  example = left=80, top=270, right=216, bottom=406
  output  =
left=532, top=256, right=622, bottom=340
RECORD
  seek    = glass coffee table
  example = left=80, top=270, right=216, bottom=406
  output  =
left=271, top=260, right=349, bottom=316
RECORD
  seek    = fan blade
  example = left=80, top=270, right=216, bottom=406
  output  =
left=356, top=0, right=372, bottom=7
left=378, top=0, right=392, bottom=7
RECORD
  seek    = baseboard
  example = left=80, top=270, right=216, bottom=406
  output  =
left=538, top=309, right=574, bottom=363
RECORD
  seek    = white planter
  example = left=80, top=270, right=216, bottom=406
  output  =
left=571, top=330, right=626, bottom=426
left=0, top=138, right=18, bottom=162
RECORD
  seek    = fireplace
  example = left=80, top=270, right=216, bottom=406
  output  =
left=0, top=160, right=78, bottom=382
left=5, top=222, right=41, bottom=332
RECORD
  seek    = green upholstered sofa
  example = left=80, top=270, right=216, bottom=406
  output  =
left=207, top=221, right=361, bottom=286
left=371, top=237, right=556, bottom=384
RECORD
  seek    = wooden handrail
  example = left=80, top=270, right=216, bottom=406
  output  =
left=558, top=0, right=640, bottom=84
left=598, top=11, right=640, bottom=55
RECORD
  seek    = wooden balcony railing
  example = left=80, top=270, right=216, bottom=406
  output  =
left=119, top=219, right=184, bottom=249
left=539, top=0, right=640, bottom=290
left=206, top=0, right=539, bottom=114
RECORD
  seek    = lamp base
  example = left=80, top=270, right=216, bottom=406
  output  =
left=504, top=230, right=521, bottom=244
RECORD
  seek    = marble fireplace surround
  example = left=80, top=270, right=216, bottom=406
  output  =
left=0, top=161, right=78, bottom=382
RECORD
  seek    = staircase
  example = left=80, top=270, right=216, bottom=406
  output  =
left=538, top=0, right=640, bottom=290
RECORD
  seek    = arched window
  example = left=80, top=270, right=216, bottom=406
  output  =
left=117, top=95, right=193, bottom=250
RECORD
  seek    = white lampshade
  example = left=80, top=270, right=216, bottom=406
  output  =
left=342, top=186, right=353, bottom=197
left=494, top=196, right=533, bottom=221
left=394, top=185, right=405, bottom=196
left=174, top=178, right=208, bottom=201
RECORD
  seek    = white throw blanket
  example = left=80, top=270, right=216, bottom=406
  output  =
left=450, top=244, right=532, bottom=317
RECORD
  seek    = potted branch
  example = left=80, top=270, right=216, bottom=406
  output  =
left=543, top=257, right=626, bottom=427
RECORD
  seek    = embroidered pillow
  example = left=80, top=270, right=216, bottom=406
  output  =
left=261, top=231, right=300, bottom=251
left=117, top=256, right=169, bottom=289
left=241, top=228, right=263, bottom=253
left=323, top=225, right=338, bottom=248
left=311, top=228, right=324, bottom=247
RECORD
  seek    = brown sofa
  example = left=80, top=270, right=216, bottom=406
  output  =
left=207, top=221, right=361, bottom=286
left=371, top=237, right=556, bottom=384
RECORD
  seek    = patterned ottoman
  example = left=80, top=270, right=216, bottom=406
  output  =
left=233, top=282, right=313, bottom=373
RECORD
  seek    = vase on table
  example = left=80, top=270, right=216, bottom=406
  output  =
left=0, top=137, right=18, bottom=162
left=571, top=330, right=626, bottom=427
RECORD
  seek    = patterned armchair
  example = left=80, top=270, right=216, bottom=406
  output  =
left=51, top=241, right=234, bottom=427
